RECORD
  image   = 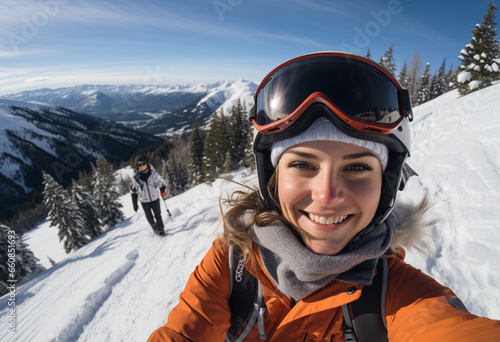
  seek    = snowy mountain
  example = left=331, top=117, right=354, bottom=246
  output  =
left=1, top=83, right=499, bottom=341
left=141, top=79, right=257, bottom=137
left=3, top=80, right=258, bottom=137
left=0, top=99, right=162, bottom=221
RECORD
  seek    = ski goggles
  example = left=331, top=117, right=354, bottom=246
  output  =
left=251, top=52, right=412, bottom=136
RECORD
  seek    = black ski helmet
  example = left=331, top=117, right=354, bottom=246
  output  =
left=135, top=155, right=149, bottom=166
left=250, top=52, right=415, bottom=224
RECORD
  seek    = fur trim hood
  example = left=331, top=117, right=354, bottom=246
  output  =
left=390, top=194, right=437, bottom=254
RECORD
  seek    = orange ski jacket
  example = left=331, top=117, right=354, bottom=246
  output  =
left=148, top=201, right=500, bottom=342
left=148, top=239, right=500, bottom=342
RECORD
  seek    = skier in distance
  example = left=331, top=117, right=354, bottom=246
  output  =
left=131, top=155, right=167, bottom=236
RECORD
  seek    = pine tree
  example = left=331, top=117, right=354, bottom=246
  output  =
left=162, top=140, right=189, bottom=196
left=42, top=171, right=88, bottom=253
left=0, top=224, right=45, bottom=296
left=408, top=50, right=423, bottom=100
left=202, top=110, right=227, bottom=182
left=71, top=180, right=102, bottom=239
left=414, top=63, right=432, bottom=105
left=444, top=64, right=459, bottom=91
left=92, top=155, right=124, bottom=229
left=430, top=59, right=447, bottom=99
left=241, top=126, right=255, bottom=170
left=227, top=99, right=249, bottom=171
left=188, top=120, right=205, bottom=186
left=365, top=48, right=372, bottom=59
left=222, top=151, right=234, bottom=174
left=378, top=44, right=397, bottom=76
left=458, top=2, right=500, bottom=95
left=398, top=60, right=409, bottom=89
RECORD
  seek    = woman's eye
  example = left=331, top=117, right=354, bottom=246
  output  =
left=289, top=162, right=314, bottom=170
left=346, top=164, right=373, bottom=173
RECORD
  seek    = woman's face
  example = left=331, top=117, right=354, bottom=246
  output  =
left=277, top=140, right=383, bottom=255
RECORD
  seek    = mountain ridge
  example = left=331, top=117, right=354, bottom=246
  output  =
left=3, top=80, right=258, bottom=137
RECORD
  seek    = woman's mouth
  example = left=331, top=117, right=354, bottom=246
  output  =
left=307, top=212, right=349, bottom=225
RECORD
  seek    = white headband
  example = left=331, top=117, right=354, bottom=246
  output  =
left=270, top=117, right=389, bottom=170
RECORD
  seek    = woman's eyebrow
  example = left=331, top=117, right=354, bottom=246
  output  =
left=285, top=150, right=378, bottom=160
left=343, top=152, right=378, bottom=160
left=285, top=150, right=319, bottom=160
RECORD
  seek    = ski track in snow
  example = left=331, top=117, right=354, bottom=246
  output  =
left=1, top=84, right=500, bottom=340
left=55, top=250, right=139, bottom=342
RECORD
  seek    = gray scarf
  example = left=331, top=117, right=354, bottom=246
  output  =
left=249, top=213, right=397, bottom=300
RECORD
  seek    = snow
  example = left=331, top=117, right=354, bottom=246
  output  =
left=400, top=82, right=500, bottom=318
left=469, top=80, right=481, bottom=90
left=21, top=221, right=68, bottom=269
left=1, top=83, right=500, bottom=341
left=197, top=79, right=257, bottom=114
left=457, top=71, right=471, bottom=83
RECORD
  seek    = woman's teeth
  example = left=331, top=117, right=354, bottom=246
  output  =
left=308, top=213, right=348, bottom=225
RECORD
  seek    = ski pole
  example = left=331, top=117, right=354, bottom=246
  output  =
left=162, top=197, right=173, bottom=220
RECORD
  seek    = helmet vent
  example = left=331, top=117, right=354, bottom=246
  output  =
left=267, top=127, right=282, bottom=133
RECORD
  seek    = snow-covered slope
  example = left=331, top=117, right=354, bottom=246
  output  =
left=1, top=83, right=499, bottom=341
left=0, top=169, right=257, bottom=342
left=400, top=82, right=500, bottom=317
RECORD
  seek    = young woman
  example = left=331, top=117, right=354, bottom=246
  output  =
left=148, top=52, right=500, bottom=341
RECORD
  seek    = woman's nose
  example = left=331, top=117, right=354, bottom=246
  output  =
left=311, top=173, right=344, bottom=207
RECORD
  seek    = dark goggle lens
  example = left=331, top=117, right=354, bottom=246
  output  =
left=256, top=57, right=402, bottom=126
left=137, top=162, right=146, bottom=167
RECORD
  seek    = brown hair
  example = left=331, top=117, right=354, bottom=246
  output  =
left=220, top=170, right=289, bottom=265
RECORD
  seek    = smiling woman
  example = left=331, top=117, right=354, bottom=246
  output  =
left=147, top=52, right=500, bottom=342
left=276, top=138, right=383, bottom=255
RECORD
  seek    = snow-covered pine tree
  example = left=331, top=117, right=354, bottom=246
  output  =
left=71, top=179, right=102, bottom=239
left=92, top=155, right=124, bottom=229
left=430, top=59, right=447, bottom=99
left=458, top=2, right=500, bottom=95
left=0, top=224, right=45, bottom=296
left=378, top=44, right=397, bottom=76
left=42, top=171, right=88, bottom=253
left=202, top=110, right=227, bottom=182
left=414, top=63, right=432, bottom=105
left=188, top=120, right=205, bottom=186
left=398, top=60, right=409, bottom=89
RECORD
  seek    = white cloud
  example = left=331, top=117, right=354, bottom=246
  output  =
left=25, top=77, right=51, bottom=83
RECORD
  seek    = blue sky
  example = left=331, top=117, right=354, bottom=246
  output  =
left=0, top=0, right=496, bottom=95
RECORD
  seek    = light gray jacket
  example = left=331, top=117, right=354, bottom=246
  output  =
left=131, top=165, right=166, bottom=203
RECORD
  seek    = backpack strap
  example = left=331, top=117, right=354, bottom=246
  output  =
left=342, top=258, right=389, bottom=342
left=226, top=245, right=267, bottom=342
